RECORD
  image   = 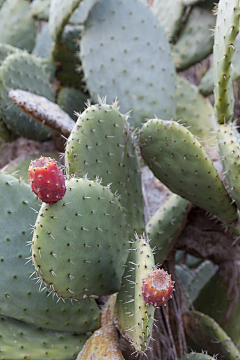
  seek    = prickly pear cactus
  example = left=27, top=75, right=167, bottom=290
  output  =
left=114, top=234, right=155, bottom=353
left=49, top=0, right=82, bottom=42
left=0, top=314, right=89, bottom=360
left=217, top=123, right=240, bottom=209
left=0, top=172, right=100, bottom=334
left=65, top=100, right=145, bottom=237
left=57, top=87, right=88, bottom=119
left=51, top=25, right=83, bottom=89
left=213, top=0, right=240, bottom=123
left=80, top=0, right=176, bottom=129
left=31, top=177, right=129, bottom=300
left=172, top=6, right=215, bottom=71
left=146, top=193, right=190, bottom=265
left=180, top=353, right=216, bottom=360
left=140, top=119, right=238, bottom=225
left=0, top=52, right=54, bottom=140
left=183, top=311, right=240, bottom=359
left=149, top=0, right=185, bottom=41
left=176, top=76, right=218, bottom=155
left=0, top=0, right=36, bottom=52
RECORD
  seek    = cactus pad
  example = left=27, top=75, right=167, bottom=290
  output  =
left=140, top=119, right=237, bottom=224
left=146, top=193, right=190, bottom=265
left=183, top=311, right=240, bottom=359
left=114, top=234, right=155, bottom=353
left=172, top=6, right=215, bottom=71
left=49, top=0, right=82, bottom=42
left=0, top=0, right=36, bottom=52
left=176, top=76, right=218, bottom=155
left=32, top=177, right=129, bottom=300
left=65, top=100, right=145, bottom=236
left=0, top=315, right=89, bottom=359
left=57, top=87, right=88, bottom=119
left=213, top=0, right=240, bottom=123
left=80, top=0, right=176, bottom=129
left=0, top=172, right=100, bottom=334
left=0, top=52, right=54, bottom=140
left=217, top=123, right=240, bottom=209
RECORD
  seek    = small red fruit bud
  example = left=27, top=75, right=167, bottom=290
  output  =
left=28, top=157, right=66, bottom=204
left=142, top=268, right=174, bottom=307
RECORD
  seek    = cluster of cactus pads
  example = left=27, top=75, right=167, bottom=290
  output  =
left=2, top=0, right=240, bottom=359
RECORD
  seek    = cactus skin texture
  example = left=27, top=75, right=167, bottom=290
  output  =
left=32, top=177, right=129, bottom=300
left=142, top=268, right=174, bottom=307
left=80, top=0, right=176, bottom=129
left=146, top=193, right=191, bottom=265
left=114, top=234, right=155, bottom=354
left=65, top=100, right=145, bottom=237
left=140, top=118, right=238, bottom=225
left=0, top=314, right=89, bottom=360
left=28, top=157, right=66, bottom=204
left=217, top=123, right=240, bottom=210
left=180, top=353, right=216, bottom=360
left=183, top=311, right=240, bottom=359
left=213, top=0, right=240, bottom=124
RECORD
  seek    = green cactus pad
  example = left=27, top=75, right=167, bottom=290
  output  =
left=146, top=193, right=190, bottom=265
left=0, top=43, right=21, bottom=66
left=77, top=325, right=124, bottom=360
left=51, top=25, right=83, bottom=89
left=57, top=87, right=88, bottom=119
left=0, top=172, right=100, bottom=333
left=183, top=311, right=240, bottom=359
left=176, top=260, right=216, bottom=303
left=32, top=177, right=129, bottom=300
left=0, top=52, right=54, bottom=140
left=176, top=76, right=218, bottom=155
left=217, top=123, right=240, bottom=209
left=194, top=268, right=240, bottom=348
left=199, top=32, right=240, bottom=96
left=149, top=0, right=185, bottom=41
left=180, top=353, right=216, bottom=360
left=49, top=0, right=82, bottom=42
left=140, top=119, right=237, bottom=224
left=213, top=0, right=240, bottom=123
left=114, top=234, right=155, bottom=353
left=69, top=0, right=98, bottom=25
left=30, top=0, right=51, bottom=21
left=65, top=100, right=145, bottom=236
left=0, top=0, right=36, bottom=52
left=0, top=315, right=89, bottom=360
left=32, top=22, right=53, bottom=60
left=80, top=0, right=176, bottom=129
left=172, top=6, right=215, bottom=71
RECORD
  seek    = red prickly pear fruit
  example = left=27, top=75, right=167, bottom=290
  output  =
left=28, top=157, right=66, bottom=204
left=142, top=268, right=174, bottom=307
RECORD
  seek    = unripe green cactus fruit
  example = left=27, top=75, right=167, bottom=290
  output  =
left=140, top=119, right=237, bottom=224
left=32, top=177, right=129, bottom=300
